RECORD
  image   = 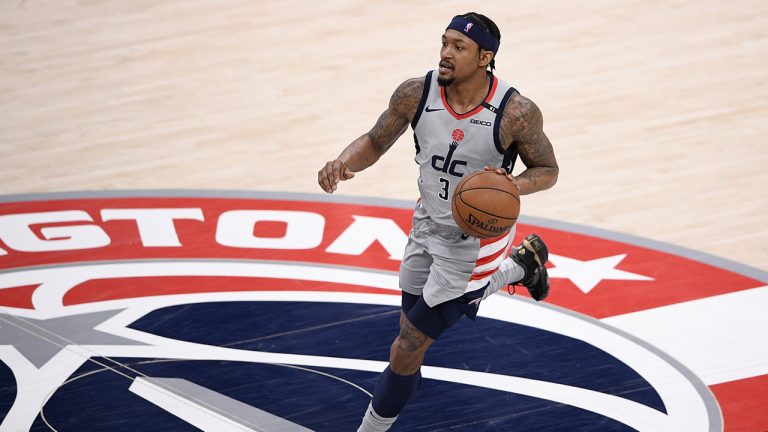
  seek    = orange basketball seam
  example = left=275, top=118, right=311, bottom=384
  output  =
left=456, top=193, right=519, bottom=220
left=456, top=186, right=520, bottom=203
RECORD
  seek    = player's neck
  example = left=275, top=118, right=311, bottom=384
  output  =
left=444, top=71, right=491, bottom=113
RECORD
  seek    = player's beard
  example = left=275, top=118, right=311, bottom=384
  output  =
left=437, top=77, right=455, bottom=87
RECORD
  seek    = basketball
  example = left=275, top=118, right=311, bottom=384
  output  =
left=451, top=170, right=520, bottom=239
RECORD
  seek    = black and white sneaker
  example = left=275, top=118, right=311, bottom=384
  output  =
left=510, top=234, right=550, bottom=301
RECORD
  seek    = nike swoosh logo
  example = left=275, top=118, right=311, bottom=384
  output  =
left=425, top=105, right=444, bottom=112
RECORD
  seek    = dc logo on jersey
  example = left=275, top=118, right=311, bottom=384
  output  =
left=0, top=192, right=762, bottom=431
left=431, top=141, right=467, bottom=177
left=431, top=129, right=469, bottom=177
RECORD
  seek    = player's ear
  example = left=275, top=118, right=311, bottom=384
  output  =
left=478, top=50, right=493, bottom=68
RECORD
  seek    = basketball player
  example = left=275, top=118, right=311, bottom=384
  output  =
left=318, top=12, right=559, bottom=431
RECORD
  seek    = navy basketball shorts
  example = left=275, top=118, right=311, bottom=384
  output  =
left=401, top=289, right=485, bottom=339
left=398, top=204, right=515, bottom=339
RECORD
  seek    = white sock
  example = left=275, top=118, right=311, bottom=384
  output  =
left=357, top=402, right=398, bottom=432
left=483, top=256, right=526, bottom=300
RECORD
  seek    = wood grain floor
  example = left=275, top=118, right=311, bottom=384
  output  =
left=1, top=0, right=766, bottom=272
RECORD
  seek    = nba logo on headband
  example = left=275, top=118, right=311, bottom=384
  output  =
left=447, top=16, right=499, bottom=54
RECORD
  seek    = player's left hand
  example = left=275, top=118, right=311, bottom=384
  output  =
left=483, top=166, right=519, bottom=191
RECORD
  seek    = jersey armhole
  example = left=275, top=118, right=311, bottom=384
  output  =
left=410, top=71, right=433, bottom=130
left=493, top=87, right=519, bottom=154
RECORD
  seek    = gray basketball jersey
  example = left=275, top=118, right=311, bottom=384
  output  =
left=411, top=70, right=519, bottom=227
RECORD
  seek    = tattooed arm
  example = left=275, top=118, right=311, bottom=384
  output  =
left=498, top=93, right=559, bottom=195
left=318, top=77, right=424, bottom=193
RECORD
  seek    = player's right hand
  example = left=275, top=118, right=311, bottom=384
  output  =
left=318, top=159, right=355, bottom=193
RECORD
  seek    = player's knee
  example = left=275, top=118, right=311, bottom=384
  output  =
left=389, top=340, right=425, bottom=375
left=388, top=315, right=433, bottom=374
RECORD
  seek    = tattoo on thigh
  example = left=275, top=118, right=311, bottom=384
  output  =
left=398, top=320, right=430, bottom=352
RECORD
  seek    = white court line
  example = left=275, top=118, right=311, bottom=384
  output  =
left=0, top=262, right=721, bottom=431
left=130, top=377, right=314, bottom=432
left=603, top=285, right=768, bottom=385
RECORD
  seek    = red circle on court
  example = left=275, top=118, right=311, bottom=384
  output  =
left=452, top=129, right=465, bottom=141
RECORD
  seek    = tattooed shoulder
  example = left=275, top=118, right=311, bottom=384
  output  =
left=367, top=76, right=426, bottom=151
left=499, top=93, right=543, bottom=150
left=390, top=76, right=425, bottom=121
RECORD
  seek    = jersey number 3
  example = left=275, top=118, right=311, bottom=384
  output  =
left=438, top=178, right=450, bottom=200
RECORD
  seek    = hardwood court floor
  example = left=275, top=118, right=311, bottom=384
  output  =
left=1, top=2, right=767, bottom=431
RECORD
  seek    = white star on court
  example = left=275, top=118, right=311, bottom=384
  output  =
left=0, top=310, right=148, bottom=368
left=547, top=253, right=654, bottom=294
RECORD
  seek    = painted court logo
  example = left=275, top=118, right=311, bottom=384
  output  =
left=0, top=192, right=765, bottom=431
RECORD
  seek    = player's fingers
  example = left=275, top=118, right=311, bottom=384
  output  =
left=318, top=170, right=331, bottom=193
left=331, top=160, right=349, bottom=190
left=317, top=166, right=326, bottom=191
left=329, top=161, right=343, bottom=191
left=483, top=165, right=506, bottom=176
left=509, top=176, right=520, bottom=191
left=318, top=161, right=337, bottom=193
left=330, top=159, right=344, bottom=185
